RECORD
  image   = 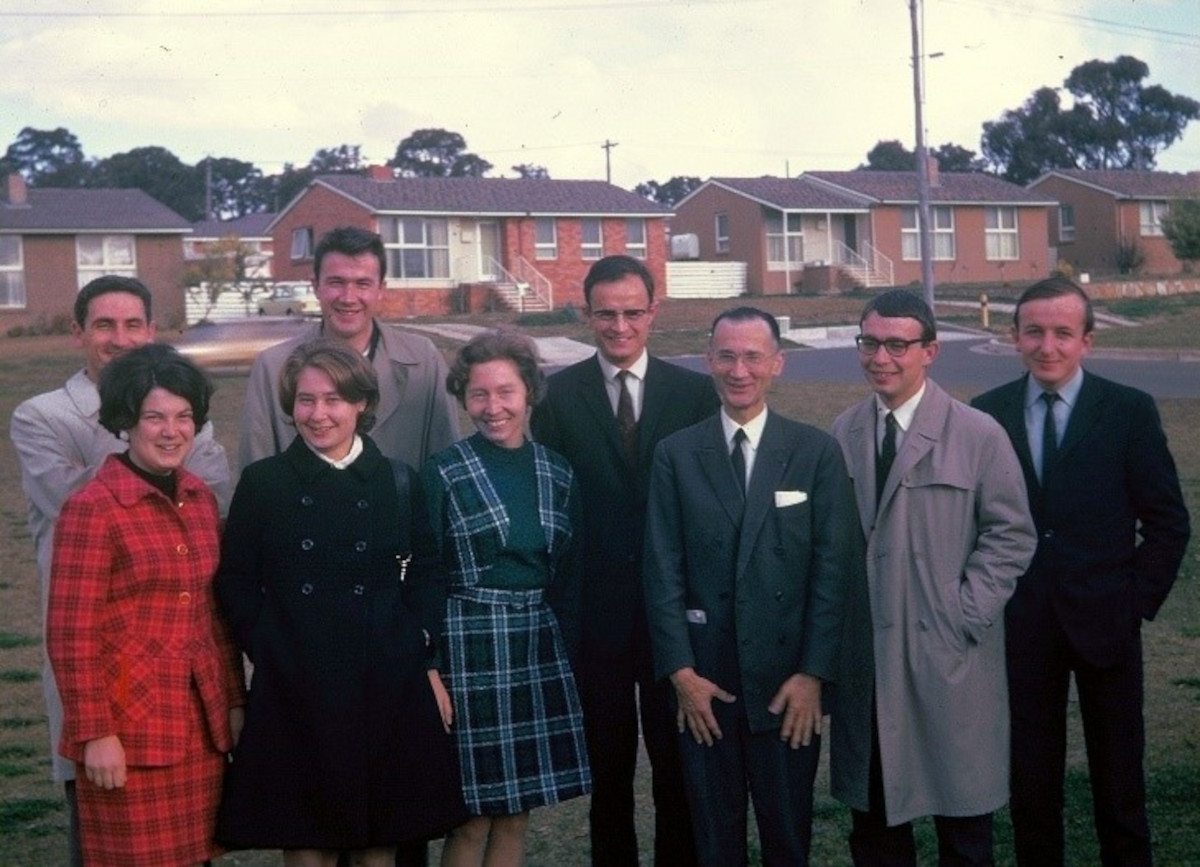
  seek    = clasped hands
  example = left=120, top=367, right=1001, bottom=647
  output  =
left=670, top=667, right=823, bottom=749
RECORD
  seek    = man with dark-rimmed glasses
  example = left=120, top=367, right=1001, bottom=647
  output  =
left=831, top=289, right=1036, bottom=867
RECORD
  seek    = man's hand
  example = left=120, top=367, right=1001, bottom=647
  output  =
left=670, top=667, right=736, bottom=746
left=768, top=673, right=823, bottom=749
left=83, top=735, right=127, bottom=789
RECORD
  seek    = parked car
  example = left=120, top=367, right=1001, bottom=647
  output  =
left=258, top=284, right=321, bottom=317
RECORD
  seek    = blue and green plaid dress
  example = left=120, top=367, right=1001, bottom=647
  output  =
left=423, top=434, right=591, bottom=815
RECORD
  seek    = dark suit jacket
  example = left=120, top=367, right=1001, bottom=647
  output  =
left=643, top=410, right=860, bottom=733
left=530, top=354, right=719, bottom=657
left=972, top=371, right=1190, bottom=667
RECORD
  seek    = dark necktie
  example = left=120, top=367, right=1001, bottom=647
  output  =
left=1040, top=391, right=1060, bottom=483
left=730, top=428, right=748, bottom=496
left=615, top=370, right=638, bottom=467
left=876, top=412, right=897, bottom=509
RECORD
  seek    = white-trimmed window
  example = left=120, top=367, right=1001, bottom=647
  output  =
left=581, top=218, right=603, bottom=260
left=715, top=212, right=730, bottom=253
left=76, top=235, right=135, bottom=288
left=985, top=207, right=1019, bottom=260
left=1139, top=200, right=1168, bottom=236
left=291, top=227, right=314, bottom=260
left=901, top=206, right=955, bottom=260
left=1059, top=205, right=1076, bottom=242
left=766, top=212, right=803, bottom=268
left=625, top=219, right=647, bottom=259
left=0, top=235, right=26, bottom=308
left=378, top=217, right=449, bottom=279
left=535, top=217, right=557, bottom=260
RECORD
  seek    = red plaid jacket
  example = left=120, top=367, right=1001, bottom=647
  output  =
left=47, top=455, right=245, bottom=766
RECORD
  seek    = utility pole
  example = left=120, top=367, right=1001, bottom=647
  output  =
left=601, top=139, right=618, bottom=183
left=909, top=0, right=935, bottom=310
left=204, top=157, right=213, bottom=221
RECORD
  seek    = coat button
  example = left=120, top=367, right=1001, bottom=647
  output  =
left=301, top=539, right=314, bottom=551
left=354, top=541, right=367, bottom=553
left=917, top=619, right=929, bottom=631
left=176, top=544, right=189, bottom=555
left=353, top=585, right=365, bottom=595
left=775, top=591, right=784, bottom=601
left=301, top=495, right=314, bottom=506
left=356, top=499, right=370, bottom=510
left=301, top=583, right=314, bottom=595
left=178, top=591, right=192, bottom=605
left=1042, top=529, right=1055, bottom=540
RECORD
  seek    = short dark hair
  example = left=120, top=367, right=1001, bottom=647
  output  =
left=860, top=289, right=937, bottom=342
left=74, top=276, right=152, bottom=328
left=1014, top=276, right=1095, bottom=334
left=710, top=306, right=781, bottom=348
left=278, top=339, right=380, bottom=434
left=98, top=344, right=212, bottom=435
left=583, top=255, right=655, bottom=305
left=313, top=226, right=387, bottom=283
left=446, top=329, right=546, bottom=407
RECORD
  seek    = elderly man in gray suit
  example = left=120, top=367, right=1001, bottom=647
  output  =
left=11, top=275, right=232, bottom=867
left=239, top=226, right=458, bottom=471
left=644, top=306, right=861, bottom=866
left=831, top=289, right=1036, bottom=866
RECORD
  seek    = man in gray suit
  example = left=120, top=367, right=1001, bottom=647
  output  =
left=831, top=289, right=1035, bottom=866
left=643, top=307, right=860, bottom=866
left=11, top=276, right=232, bottom=867
left=239, top=226, right=458, bottom=471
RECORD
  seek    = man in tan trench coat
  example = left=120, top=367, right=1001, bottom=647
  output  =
left=831, top=289, right=1036, bottom=866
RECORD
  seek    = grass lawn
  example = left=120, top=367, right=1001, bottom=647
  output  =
left=1, top=292, right=1196, bottom=865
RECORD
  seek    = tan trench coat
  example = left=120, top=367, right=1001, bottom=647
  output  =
left=831, top=379, right=1036, bottom=824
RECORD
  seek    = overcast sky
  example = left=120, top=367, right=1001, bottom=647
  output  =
left=2, top=0, right=1197, bottom=191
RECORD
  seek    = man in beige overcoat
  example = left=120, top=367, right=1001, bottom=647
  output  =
left=831, top=289, right=1036, bottom=866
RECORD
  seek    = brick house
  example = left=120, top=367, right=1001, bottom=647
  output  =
left=672, top=168, right=1056, bottom=294
left=269, top=168, right=671, bottom=315
left=186, top=213, right=275, bottom=279
left=1027, top=169, right=1200, bottom=276
left=1, top=173, right=192, bottom=331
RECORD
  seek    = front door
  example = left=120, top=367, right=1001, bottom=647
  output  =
left=842, top=214, right=858, bottom=253
left=478, top=221, right=500, bottom=280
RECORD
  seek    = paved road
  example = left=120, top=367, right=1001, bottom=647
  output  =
left=671, top=338, right=1200, bottom=400
left=179, top=318, right=1199, bottom=400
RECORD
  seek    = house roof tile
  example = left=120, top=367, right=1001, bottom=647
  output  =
left=191, top=213, right=276, bottom=238
left=1031, top=169, right=1200, bottom=199
left=316, top=175, right=670, bottom=216
left=1, top=187, right=192, bottom=232
left=806, top=170, right=1054, bottom=204
left=706, top=176, right=873, bottom=210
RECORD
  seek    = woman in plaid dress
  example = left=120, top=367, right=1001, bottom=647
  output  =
left=46, top=345, right=245, bottom=866
left=424, top=330, right=591, bottom=867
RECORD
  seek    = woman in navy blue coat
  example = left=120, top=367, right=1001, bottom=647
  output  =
left=216, top=340, right=466, bottom=867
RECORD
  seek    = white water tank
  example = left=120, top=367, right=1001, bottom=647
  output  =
left=671, top=233, right=700, bottom=260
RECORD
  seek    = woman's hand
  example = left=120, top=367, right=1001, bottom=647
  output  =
left=228, top=706, right=246, bottom=748
left=83, top=735, right=127, bottom=789
left=427, top=669, right=454, bottom=733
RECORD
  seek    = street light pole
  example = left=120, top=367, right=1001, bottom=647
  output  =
left=910, top=0, right=936, bottom=310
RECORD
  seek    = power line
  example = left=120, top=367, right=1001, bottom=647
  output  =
left=941, top=0, right=1200, bottom=49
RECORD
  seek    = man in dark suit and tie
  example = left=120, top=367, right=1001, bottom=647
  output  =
left=643, top=307, right=860, bottom=866
left=530, top=255, right=718, bottom=866
left=972, top=276, right=1191, bottom=866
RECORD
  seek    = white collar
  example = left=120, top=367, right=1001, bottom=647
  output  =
left=875, top=383, right=925, bottom=432
left=596, top=349, right=649, bottom=383
left=720, top=406, right=768, bottom=449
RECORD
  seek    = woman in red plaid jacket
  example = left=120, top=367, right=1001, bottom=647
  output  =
left=47, top=344, right=245, bottom=866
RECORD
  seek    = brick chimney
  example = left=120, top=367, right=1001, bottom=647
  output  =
left=366, top=165, right=394, bottom=181
left=3, top=173, right=28, bottom=205
left=926, top=155, right=940, bottom=188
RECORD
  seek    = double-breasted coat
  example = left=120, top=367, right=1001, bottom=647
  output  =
left=831, top=380, right=1036, bottom=824
left=215, top=436, right=467, bottom=849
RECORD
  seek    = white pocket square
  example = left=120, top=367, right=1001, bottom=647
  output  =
left=775, top=490, right=808, bottom=507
